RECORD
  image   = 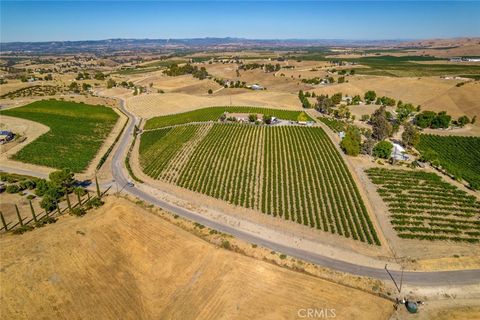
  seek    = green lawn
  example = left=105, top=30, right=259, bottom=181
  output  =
left=1, top=100, right=119, bottom=172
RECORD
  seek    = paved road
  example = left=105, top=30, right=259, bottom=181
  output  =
left=111, top=99, right=480, bottom=286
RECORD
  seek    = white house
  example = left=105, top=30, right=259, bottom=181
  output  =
left=391, top=143, right=408, bottom=161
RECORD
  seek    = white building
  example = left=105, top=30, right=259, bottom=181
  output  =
left=391, top=143, right=408, bottom=161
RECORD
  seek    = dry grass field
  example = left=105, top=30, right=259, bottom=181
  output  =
left=127, top=91, right=302, bottom=118
left=0, top=197, right=394, bottom=320
left=202, top=60, right=330, bottom=93
left=0, top=81, right=36, bottom=96
left=398, top=37, right=480, bottom=57
left=309, top=76, right=480, bottom=119
left=133, top=73, right=222, bottom=94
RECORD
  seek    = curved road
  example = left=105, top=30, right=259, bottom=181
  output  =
left=85, top=99, right=480, bottom=286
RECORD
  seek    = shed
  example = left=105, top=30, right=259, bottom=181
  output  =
left=391, top=142, right=408, bottom=161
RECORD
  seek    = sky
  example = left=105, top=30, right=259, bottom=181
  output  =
left=1, top=1, right=479, bottom=42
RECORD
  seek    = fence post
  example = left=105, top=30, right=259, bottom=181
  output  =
left=66, top=194, right=72, bottom=213
left=30, top=200, right=37, bottom=222
left=15, top=204, right=23, bottom=227
left=95, top=175, right=101, bottom=198
left=0, top=211, right=7, bottom=231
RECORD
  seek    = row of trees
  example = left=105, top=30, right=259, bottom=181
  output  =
left=75, top=72, right=106, bottom=81
left=414, top=111, right=475, bottom=129
left=163, top=64, right=209, bottom=80
left=298, top=90, right=312, bottom=108
left=69, top=81, right=92, bottom=93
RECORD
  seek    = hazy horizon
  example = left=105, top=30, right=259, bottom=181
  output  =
left=1, top=1, right=479, bottom=42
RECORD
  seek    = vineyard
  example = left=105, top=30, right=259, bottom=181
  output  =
left=416, top=134, right=480, bottom=189
left=317, top=117, right=348, bottom=133
left=140, top=123, right=380, bottom=245
left=144, top=106, right=311, bottom=129
left=366, top=168, right=480, bottom=243
left=0, top=100, right=118, bottom=172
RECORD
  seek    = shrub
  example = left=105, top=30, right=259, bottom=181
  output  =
left=373, top=141, right=393, bottom=159
left=6, top=184, right=20, bottom=193
left=84, top=197, right=104, bottom=210
left=340, top=126, right=361, bottom=156
left=221, top=239, right=231, bottom=250
left=364, top=90, right=377, bottom=102
left=40, top=195, right=57, bottom=212
left=74, top=187, right=87, bottom=196
left=19, top=179, right=36, bottom=190
left=361, top=114, right=370, bottom=122
left=34, top=216, right=57, bottom=228
left=71, top=207, right=87, bottom=217
left=12, top=225, right=34, bottom=235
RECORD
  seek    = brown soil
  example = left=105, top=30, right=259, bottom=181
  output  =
left=0, top=197, right=394, bottom=320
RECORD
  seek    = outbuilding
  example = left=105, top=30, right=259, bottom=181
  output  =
left=391, top=142, right=408, bottom=161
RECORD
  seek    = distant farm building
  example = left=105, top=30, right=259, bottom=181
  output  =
left=449, top=57, right=480, bottom=62
left=224, top=113, right=263, bottom=123
left=250, top=84, right=263, bottom=90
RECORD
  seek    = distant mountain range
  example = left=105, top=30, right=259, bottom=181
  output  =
left=0, top=37, right=407, bottom=54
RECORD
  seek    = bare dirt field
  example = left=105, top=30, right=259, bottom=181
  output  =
left=0, top=197, right=394, bottom=320
left=309, top=76, right=480, bottom=119
left=127, top=91, right=302, bottom=118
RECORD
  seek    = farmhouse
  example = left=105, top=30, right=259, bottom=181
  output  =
left=391, top=142, right=408, bottom=161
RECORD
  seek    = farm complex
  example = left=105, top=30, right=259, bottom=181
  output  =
left=1, top=31, right=480, bottom=319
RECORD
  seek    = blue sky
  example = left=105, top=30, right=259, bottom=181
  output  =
left=1, top=1, right=479, bottom=42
